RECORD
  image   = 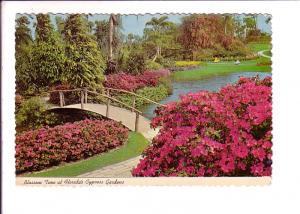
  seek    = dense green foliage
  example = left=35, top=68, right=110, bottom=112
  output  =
left=179, top=15, right=251, bottom=59
left=16, top=97, right=58, bottom=132
left=117, top=84, right=168, bottom=109
left=124, top=48, right=146, bottom=74
left=63, top=15, right=106, bottom=89
left=145, top=60, right=163, bottom=70
left=15, top=16, right=34, bottom=94
left=15, top=14, right=271, bottom=95
left=30, top=14, right=66, bottom=88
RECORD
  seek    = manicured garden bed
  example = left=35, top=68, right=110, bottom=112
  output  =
left=24, top=132, right=148, bottom=177
left=16, top=119, right=129, bottom=174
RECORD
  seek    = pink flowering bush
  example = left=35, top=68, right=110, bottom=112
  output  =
left=104, top=70, right=170, bottom=92
left=132, top=76, right=272, bottom=177
left=16, top=119, right=129, bottom=173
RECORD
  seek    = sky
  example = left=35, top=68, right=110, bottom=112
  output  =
left=18, top=13, right=272, bottom=37
left=86, top=14, right=271, bottom=36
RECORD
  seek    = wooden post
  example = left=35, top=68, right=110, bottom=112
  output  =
left=135, top=112, right=140, bottom=132
left=62, top=93, right=65, bottom=106
left=59, top=91, right=63, bottom=107
left=131, top=96, right=136, bottom=112
left=84, top=88, right=88, bottom=104
left=106, top=89, right=110, bottom=117
left=81, top=90, right=84, bottom=109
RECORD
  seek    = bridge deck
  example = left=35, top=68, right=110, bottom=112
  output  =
left=51, top=103, right=152, bottom=133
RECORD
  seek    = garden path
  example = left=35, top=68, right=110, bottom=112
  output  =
left=258, top=49, right=271, bottom=58
left=77, top=128, right=160, bottom=177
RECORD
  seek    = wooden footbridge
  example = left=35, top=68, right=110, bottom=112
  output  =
left=49, top=87, right=165, bottom=132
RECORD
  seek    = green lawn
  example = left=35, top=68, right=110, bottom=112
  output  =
left=247, top=42, right=271, bottom=52
left=23, top=132, right=149, bottom=177
left=172, top=60, right=271, bottom=81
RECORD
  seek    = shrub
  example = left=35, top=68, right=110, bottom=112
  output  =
left=135, top=84, right=168, bottom=108
left=125, top=49, right=146, bottom=75
left=145, top=69, right=171, bottom=77
left=16, top=97, right=58, bottom=132
left=116, top=84, right=169, bottom=110
left=15, top=119, right=129, bottom=173
left=145, top=60, right=163, bottom=70
left=15, top=94, right=25, bottom=111
left=170, top=61, right=207, bottom=72
left=104, top=70, right=169, bottom=92
left=257, top=57, right=272, bottom=66
left=132, top=77, right=272, bottom=177
left=155, top=56, right=175, bottom=68
left=175, top=61, right=203, bottom=67
left=158, top=77, right=173, bottom=95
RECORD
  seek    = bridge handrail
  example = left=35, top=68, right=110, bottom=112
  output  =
left=86, top=90, right=142, bottom=114
left=103, top=87, right=166, bottom=107
left=48, top=88, right=82, bottom=93
left=49, top=87, right=160, bottom=132
left=49, top=87, right=166, bottom=107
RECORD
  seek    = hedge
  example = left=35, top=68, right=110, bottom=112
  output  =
left=16, top=119, right=129, bottom=173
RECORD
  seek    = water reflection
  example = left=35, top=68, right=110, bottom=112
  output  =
left=141, top=72, right=271, bottom=119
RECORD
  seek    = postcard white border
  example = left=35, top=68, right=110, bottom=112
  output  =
left=2, top=1, right=300, bottom=214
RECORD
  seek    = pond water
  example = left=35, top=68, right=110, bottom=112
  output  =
left=141, top=72, right=271, bottom=119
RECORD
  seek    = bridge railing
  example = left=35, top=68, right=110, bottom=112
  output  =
left=49, top=87, right=165, bottom=132
left=102, top=87, right=166, bottom=108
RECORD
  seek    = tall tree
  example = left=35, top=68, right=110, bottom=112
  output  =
left=15, top=16, right=32, bottom=51
left=94, top=20, right=110, bottom=56
left=30, top=14, right=66, bottom=88
left=55, top=16, right=65, bottom=37
left=108, top=14, right=122, bottom=61
left=15, top=15, right=34, bottom=94
left=63, top=14, right=105, bottom=89
left=94, top=17, right=122, bottom=58
left=243, top=16, right=257, bottom=38
left=179, top=14, right=248, bottom=59
left=265, top=16, right=271, bottom=24
left=35, top=14, right=54, bottom=42
left=223, top=15, right=235, bottom=35
left=179, top=15, right=223, bottom=52
left=144, top=16, right=175, bottom=61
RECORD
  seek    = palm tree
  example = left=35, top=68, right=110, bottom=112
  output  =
left=265, top=16, right=271, bottom=24
left=224, top=15, right=230, bottom=35
left=145, top=16, right=174, bottom=61
left=108, top=14, right=122, bottom=61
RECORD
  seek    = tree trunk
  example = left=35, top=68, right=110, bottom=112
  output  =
left=152, top=46, right=160, bottom=62
left=108, top=15, right=114, bottom=61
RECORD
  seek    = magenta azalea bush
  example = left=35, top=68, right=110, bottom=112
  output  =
left=104, top=70, right=170, bottom=92
left=16, top=119, right=129, bottom=173
left=132, top=76, right=272, bottom=177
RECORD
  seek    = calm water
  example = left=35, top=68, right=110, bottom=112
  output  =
left=141, top=72, right=271, bottom=119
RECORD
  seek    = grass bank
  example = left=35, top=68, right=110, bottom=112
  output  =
left=23, top=132, right=149, bottom=177
left=247, top=42, right=271, bottom=52
left=172, top=60, right=271, bottom=81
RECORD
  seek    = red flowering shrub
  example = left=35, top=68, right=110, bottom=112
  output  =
left=104, top=70, right=170, bottom=92
left=16, top=119, right=129, bottom=173
left=132, top=77, right=272, bottom=177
